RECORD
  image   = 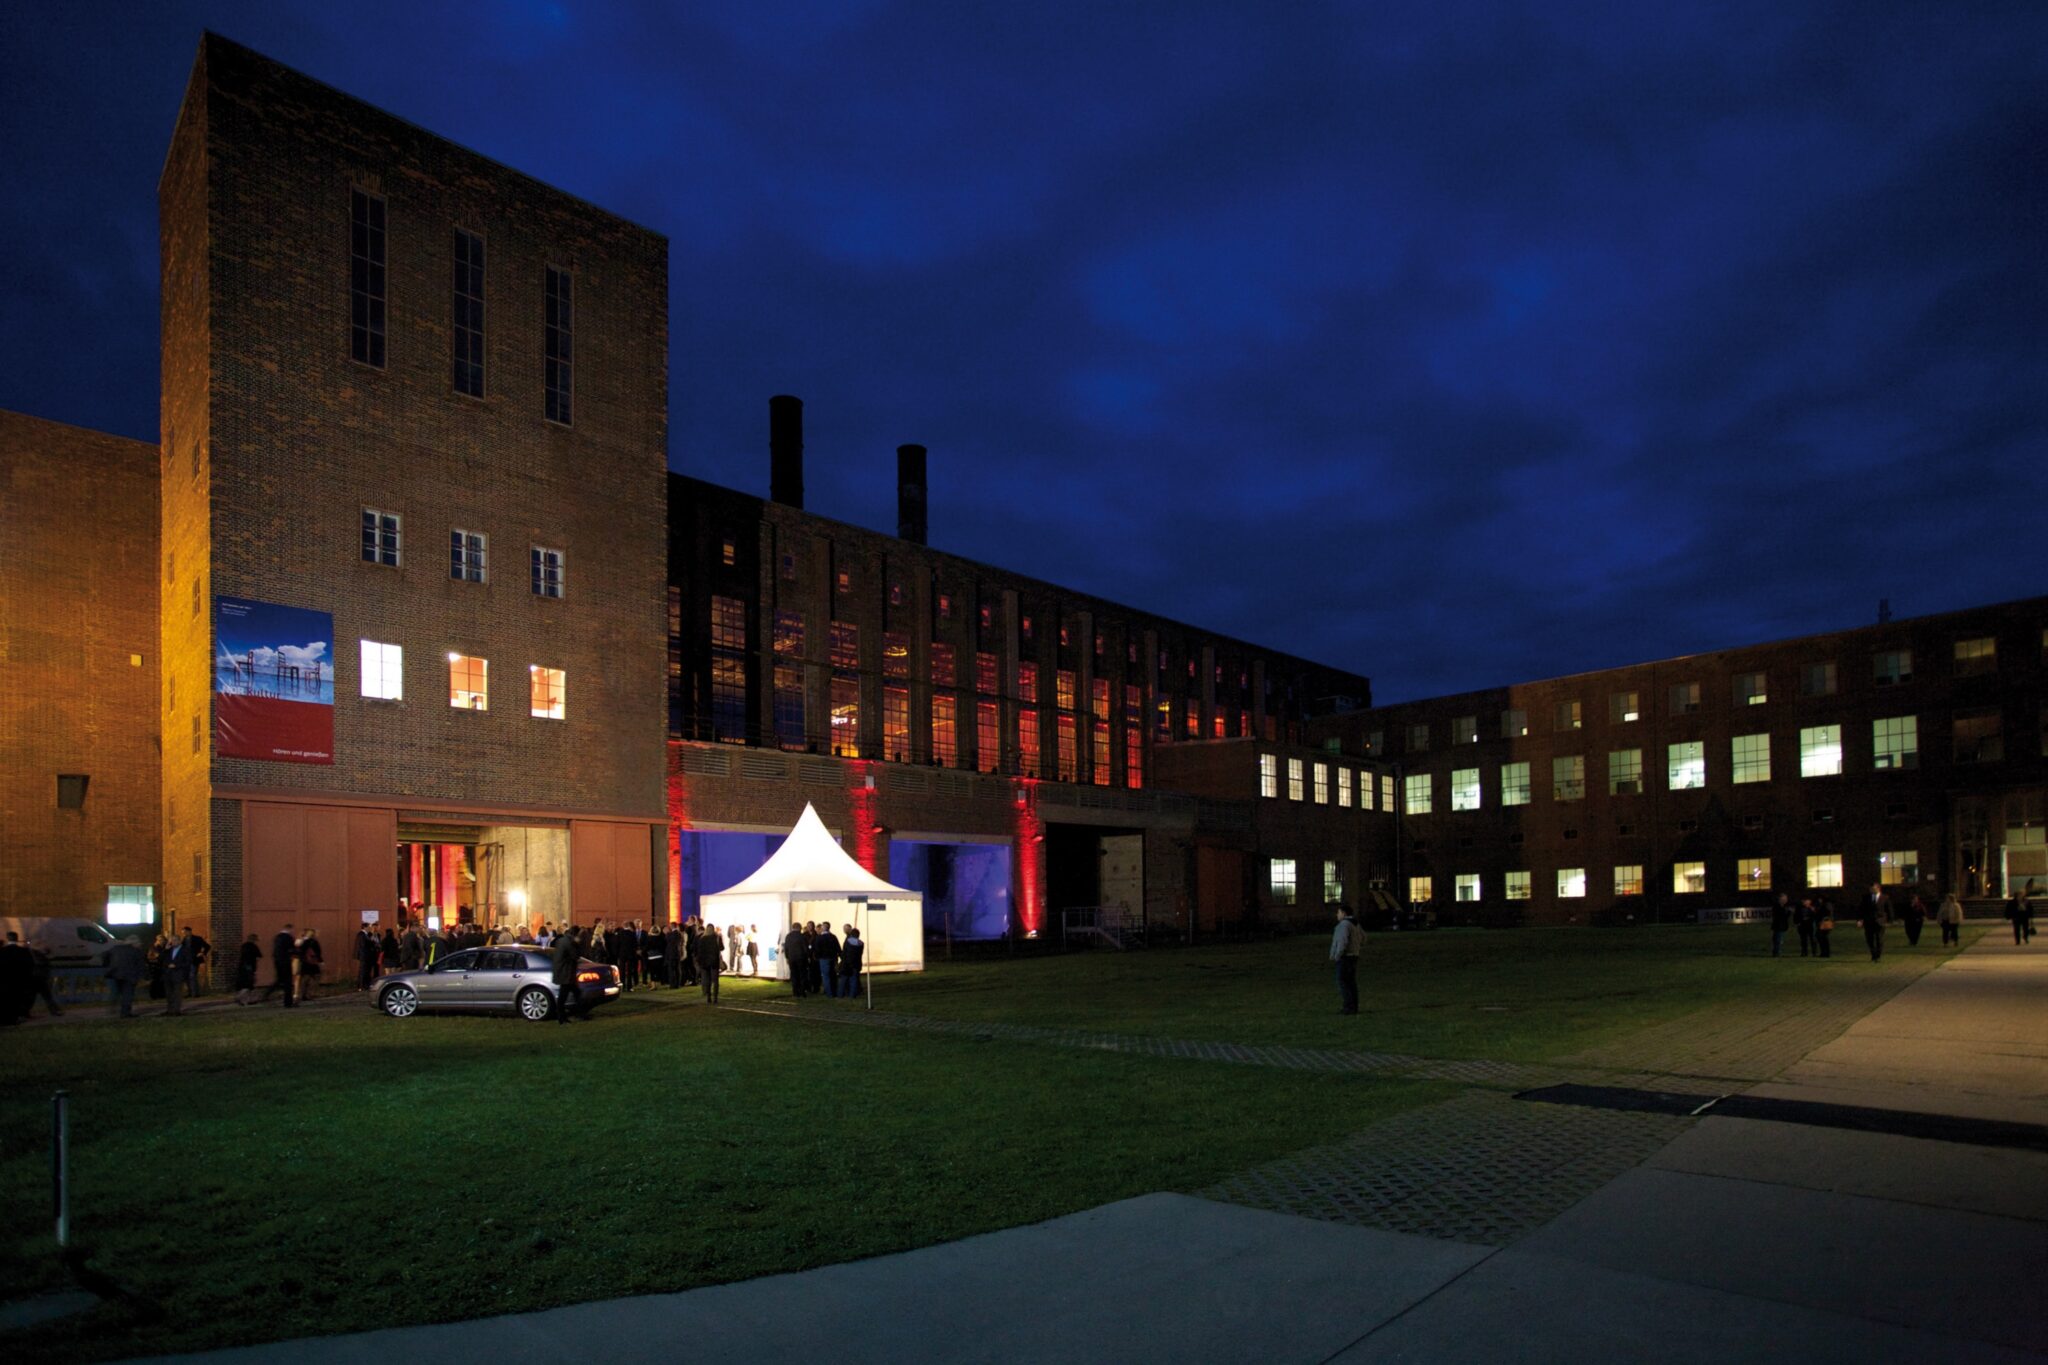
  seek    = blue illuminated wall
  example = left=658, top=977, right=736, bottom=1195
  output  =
left=893, top=840, right=1012, bottom=940
left=676, top=830, right=787, bottom=922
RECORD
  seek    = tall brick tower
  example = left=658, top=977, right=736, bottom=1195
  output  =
left=160, top=35, right=669, bottom=971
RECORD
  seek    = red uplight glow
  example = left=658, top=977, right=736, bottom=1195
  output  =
left=848, top=760, right=883, bottom=872
left=1013, top=777, right=1045, bottom=937
left=666, top=745, right=692, bottom=923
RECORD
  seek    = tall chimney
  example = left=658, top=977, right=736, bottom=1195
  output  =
left=897, top=443, right=928, bottom=545
left=769, top=395, right=804, bottom=508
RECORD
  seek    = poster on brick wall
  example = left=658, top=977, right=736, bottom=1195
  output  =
left=213, top=596, right=335, bottom=764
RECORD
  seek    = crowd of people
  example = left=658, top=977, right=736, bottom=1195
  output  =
left=1765, top=883, right=1983, bottom=961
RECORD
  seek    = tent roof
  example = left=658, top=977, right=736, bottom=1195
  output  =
left=705, top=803, right=917, bottom=899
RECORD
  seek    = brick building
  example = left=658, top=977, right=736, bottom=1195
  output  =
left=1309, top=599, right=2048, bottom=926
left=157, top=35, right=670, bottom=971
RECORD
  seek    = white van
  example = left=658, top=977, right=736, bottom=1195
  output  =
left=0, top=916, right=123, bottom=968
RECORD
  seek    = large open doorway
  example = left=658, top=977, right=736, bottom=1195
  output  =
left=891, top=839, right=1012, bottom=942
left=395, top=822, right=568, bottom=932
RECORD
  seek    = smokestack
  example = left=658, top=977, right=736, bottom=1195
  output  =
left=897, top=443, right=928, bottom=545
left=769, top=395, right=804, bottom=508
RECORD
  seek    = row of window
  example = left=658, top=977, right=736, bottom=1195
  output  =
left=360, top=509, right=565, bottom=596
left=1392, top=634, right=2032, bottom=754
left=1401, top=711, right=2027, bottom=813
left=349, top=188, right=575, bottom=421
left=1266, top=858, right=1344, bottom=906
left=1258, top=753, right=1393, bottom=811
left=358, top=639, right=565, bottom=718
left=1401, top=850, right=1919, bottom=904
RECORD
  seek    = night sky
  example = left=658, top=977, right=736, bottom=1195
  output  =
left=5, top=3, right=2044, bottom=702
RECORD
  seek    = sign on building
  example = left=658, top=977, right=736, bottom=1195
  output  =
left=213, top=596, right=334, bottom=764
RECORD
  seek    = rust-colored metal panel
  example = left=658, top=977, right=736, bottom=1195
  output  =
left=570, top=820, right=618, bottom=919
left=348, top=807, right=397, bottom=919
left=247, top=803, right=303, bottom=913
left=613, top=823, right=653, bottom=920
left=1196, top=845, right=1241, bottom=933
left=304, top=807, right=349, bottom=911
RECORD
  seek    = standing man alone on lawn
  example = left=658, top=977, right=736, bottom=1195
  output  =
left=1860, top=883, right=1891, bottom=962
left=1330, top=903, right=1363, bottom=1015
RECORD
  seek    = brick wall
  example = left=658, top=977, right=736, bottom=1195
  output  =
left=0, top=411, right=162, bottom=918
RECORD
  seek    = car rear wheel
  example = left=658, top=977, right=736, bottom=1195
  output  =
left=381, top=984, right=420, bottom=1018
left=518, top=986, right=555, bottom=1021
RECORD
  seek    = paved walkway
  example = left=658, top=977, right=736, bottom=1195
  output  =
left=123, top=937, right=2046, bottom=1363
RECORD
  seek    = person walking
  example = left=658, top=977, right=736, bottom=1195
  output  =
left=1815, top=899, right=1835, bottom=958
left=551, top=926, right=581, bottom=1023
left=838, top=923, right=865, bottom=998
left=1937, top=891, right=1964, bottom=948
left=104, top=933, right=146, bottom=1018
left=182, top=927, right=209, bottom=997
left=1768, top=893, right=1792, bottom=958
left=234, top=934, right=262, bottom=1003
left=1793, top=896, right=1817, bottom=957
left=1860, top=883, right=1891, bottom=962
left=260, top=925, right=296, bottom=1006
left=162, top=933, right=186, bottom=1016
left=1330, top=903, right=1364, bottom=1015
left=1903, top=893, right=1927, bottom=947
left=783, top=922, right=808, bottom=997
left=356, top=926, right=380, bottom=991
left=813, top=923, right=840, bottom=999
left=694, top=924, right=723, bottom=1005
left=297, top=928, right=324, bottom=1000
left=746, top=925, right=761, bottom=979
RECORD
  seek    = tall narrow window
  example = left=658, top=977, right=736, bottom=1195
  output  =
left=1259, top=752, right=1278, bottom=798
left=530, top=546, right=564, bottom=598
left=452, top=229, right=485, bottom=395
left=1018, top=708, right=1040, bottom=776
left=882, top=630, right=911, bottom=680
left=1056, top=714, right=1078, bottom=781
left=1337, top=767, right=1353, bottom=807
left=1314, top=762, right=1331, bottom=804
left=450, top=529, right=487, bottom=583
left=1091, top=678, right=1110, bottom=721
left=883, top=686, right=910, bottom=761
left=1270, top=859, right=1298, bottom=905
left=1326, top=861, right=1345, bottom=903
left=829, top=622, right=860, bottom=758
left=1018, top=662, right=1039, bottom=705
left=359, top=640, right=402, bottom=700
left=350, top=188, right=386, bottom=367
left=976, top=653, right=999, bottom=695
left=544, top=266, right=574, bottom=424
left=709, top=595, right=746, bottom=743
left=1126, top=726, right=1143, bottom=788
left=448, top=654, right=488, bottom=710
left=1056, top=669, right=1076, bottom=711
left=773, top=611, right=806, bottom=750
left=1381, top=774, right=1395, bottom=811
left=362, top=509, right=401, bottom=566
left=1288, top=757, right=1305, bottom=801
left=529, top=665, right=565, bottom=720
left=1090, top=719, right=1109, bottom=785
left=977, top=701, right=999, bottom=773
left=934, top=695, right=959, bottom=769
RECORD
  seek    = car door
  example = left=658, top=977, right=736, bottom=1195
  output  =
left=415, top=948, right=480, bottom=1005
left=470, top=950, right=532, bottom=1010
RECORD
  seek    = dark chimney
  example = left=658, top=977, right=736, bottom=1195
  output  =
left=769, top=395, right=804, bottom=508
left=897, top=443, right=928, bottom=545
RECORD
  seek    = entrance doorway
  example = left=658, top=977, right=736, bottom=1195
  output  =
left=396, top=823, right=569, bottom=933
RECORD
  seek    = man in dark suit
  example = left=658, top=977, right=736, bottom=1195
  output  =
left=356, top=926, right=380, bottom=991
left=551, top=926, right=581, bottom=1023
left=782, top=923, right=808, bottom=997
left=663, top=923, right=682, bottom=987
left=103, top=933, right=147, bottom=1017
left=693, top=925, right=723, bottom=1004
left=812, top=924, right=840, bottom=999
left=1860, top=883, right=1892, bottom=961
left=259, top=925, right=296, bottom=1006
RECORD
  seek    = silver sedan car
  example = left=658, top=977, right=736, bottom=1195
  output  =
left=374, top=946, right=621, bottom=1021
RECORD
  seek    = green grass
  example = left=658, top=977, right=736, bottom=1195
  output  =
left=750, top=922, right=1988, bottom=1061
left=0, top=992, right=1445, bottom=1361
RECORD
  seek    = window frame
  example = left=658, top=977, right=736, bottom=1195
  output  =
left=529, top=664, right=566, bottom=720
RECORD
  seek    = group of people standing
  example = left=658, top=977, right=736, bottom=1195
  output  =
left=1766, top=885, right=1967, bottom=961
left=781, top=920, right=866, bottom=999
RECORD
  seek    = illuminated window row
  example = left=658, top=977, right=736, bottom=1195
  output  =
left=358, top=639, right=564, bottom=719
left=1260, top=753, right=1384, bottom=810
left=1408, top=852, right=1914, bottom=903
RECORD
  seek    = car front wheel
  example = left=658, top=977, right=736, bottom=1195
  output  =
left=517, top=986, right=555, bottom=1021
left=381, top=984, right=420, bottom=1018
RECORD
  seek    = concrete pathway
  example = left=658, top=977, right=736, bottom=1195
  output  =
left=126, top=937, right=2048, bottom=1363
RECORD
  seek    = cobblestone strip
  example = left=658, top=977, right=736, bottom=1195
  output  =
left=1199, top=1089, right=1694, bottom=1244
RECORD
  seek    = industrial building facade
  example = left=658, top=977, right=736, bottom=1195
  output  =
left=1308, top=599, right=2048, bottom=926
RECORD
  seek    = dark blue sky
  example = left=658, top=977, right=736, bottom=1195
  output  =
left=5, top=2, right=2044, bottom=702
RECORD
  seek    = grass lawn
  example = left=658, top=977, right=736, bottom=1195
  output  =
left=0, top=992, right=1446, bottom=1362
left=748, top=922, right=1991, bottom=1061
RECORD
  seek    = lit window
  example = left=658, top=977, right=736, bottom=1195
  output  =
left=1557, top=868, right=1586, bottom=899
left=1451, top=767, right=1480, bottom=811
left=1090, top=676, right=1109, bottom=721
left=830, top=622, right=860, bottom=758
left=1501, top=708, right=1527, bottom=738
left=1313, top=762, right=1330, bottom=804
left=1270, top=859, right=1297, bottom=905
left=836, top=570, right=851, bottom=595
left=530, top=547, right=564, bottom=598
left=934, top=695, right=959, bottom=769
left=106, top=884, right=156, bottom=926
left=888, top=581, right=904, bottom=606
left=773, top=611, right=806, bottom=750
left=1455, top=873, right=1480, bottom=902
left=1613, top=865, right=1643, bottom=896
left=1501, top=761, right=1530, bottom=806
left=1057, top=715, right=1078, bottom=781
left=1872, top=716, right=1918, bottom=770
left=350, top=188, right=386, bottom=367
left=1337, top=768, right=1353, bottom=807
left=883, top=630, right=911, bottom=680
left=1799, top=725, right=1842, bottom=777
left=1408, top=875, right=1433, bottom=904
left=362, top=509, right=401, bottom=566
left=1381, top=774, right=1394, bottom=811
left=1953, top=708, right=2003, bottom=763
left=710, top=596, right=746, bottom=742
left=448, top=653, right=488, bottom=710
left=1800, top=662, right=1837, bottom=697
left=1806, top=853, right=1844, bottom=888
left=977, top=702, right=1000, bottom=773
left=1404, top=772, right=1432, bottom=814
left=1736, top=859, right=1771, bottom=892
left=1608, top=748, right=1642, bottom=795
left=1288, top=758, right=1305, bottom=801
left=1360, top=770, right=1375, bottom=811
left=1259, top=753, right=1278, bottom=798
left=1878, top=849, right=1919, bottom=886
left=1018, top=708, right=1040, bottom=775
left=1731, top=733, right=1771, bottom=784
left=451, top=228, right=485, bottom=396
left=1552, top=755, right=1584, bottom=802
left=1125, top=725, right=1143, bottom=789
left=1873, top=650, right=1912, bottom=686
left=1324, top=860, right=1344, bottom=903
left=529, top=665, right=565, bottom=719
left=1407, top=722, right=1430, bottom=752
left=359, top=639, right=402, bottom=700
left=1668, top=741, right=1705, bottom=790
left=1734, top=672, right=1767, bottom=706
left=544, top=266, right=573, bottom=424
left=1610, top=691, right=1639, bottom=723
left=722, top=539, right=737, bottom=567
left=1022, top=614, right=1034, bottom=640
left=1505, top=871, right=1531, bottom=901
left=1953, top=636, right=1996, bottom=676
left=450, top=529, right=487, bottom=583
left=1453, top=715, right=1478, bottom=745
left=1673, top=861, right=1706, bottom=895
left=1555, top=699, right=1581, bottom=731
left=1669, top=682, right=1700, bottom=714
left=1018, top=662, right=1038, bottom=704
left=938, top=593, right=953, bottom=619
left=1056, top=669, right=1076, bottom=711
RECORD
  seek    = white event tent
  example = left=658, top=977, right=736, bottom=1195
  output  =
left=698, top=803, right=925, bottom=978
